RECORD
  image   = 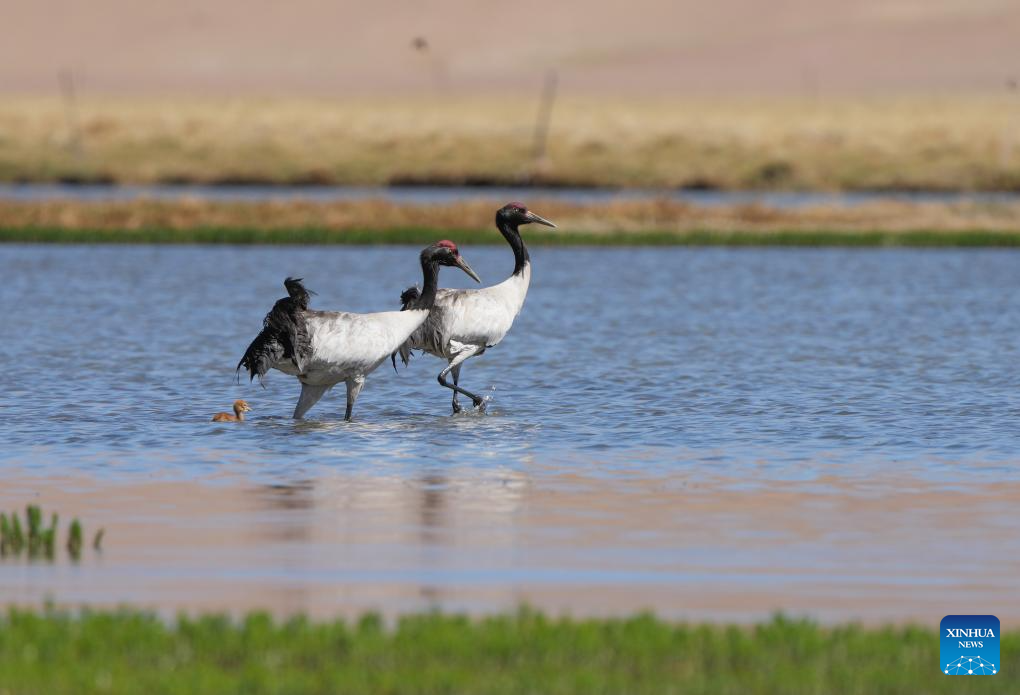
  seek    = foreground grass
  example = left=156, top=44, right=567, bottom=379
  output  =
left=0, top=609, right=1015, bottom=694
left=3, top=95, right=1020, bottom=191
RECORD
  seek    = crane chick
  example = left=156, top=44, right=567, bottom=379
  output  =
left=212, top=400, right=252, bottom=422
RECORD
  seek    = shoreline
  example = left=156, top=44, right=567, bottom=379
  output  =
left=4, top=226, right=1020, bottom=246
left=1, top=197, right=1019, bottom=246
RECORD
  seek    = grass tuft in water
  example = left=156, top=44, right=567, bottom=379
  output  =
left=0, top=506, right=96, bottom=562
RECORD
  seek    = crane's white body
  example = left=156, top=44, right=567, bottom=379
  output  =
left=275, top=308, right=430, bottom=418
left=408, top=262, right=530, bottom=360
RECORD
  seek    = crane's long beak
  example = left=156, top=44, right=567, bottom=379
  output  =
left=455, top=256, right=481, bottom=283
left=525, top=211, right=556, bottom=228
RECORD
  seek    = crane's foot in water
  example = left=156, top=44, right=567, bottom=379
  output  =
left=451, top=396, right=485, bottom=415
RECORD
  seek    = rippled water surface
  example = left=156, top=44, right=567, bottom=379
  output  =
left=2, top=245, right=1019, bottom=622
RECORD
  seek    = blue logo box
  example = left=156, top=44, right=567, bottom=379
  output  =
left=941, top=615, right=999, bottom=675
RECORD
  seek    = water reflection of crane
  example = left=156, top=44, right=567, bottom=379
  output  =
left=258, top=480, right=316, bottom=541
left=418, top=472, right=448, bottom=544
left=246, top=467, right=530, bottom=614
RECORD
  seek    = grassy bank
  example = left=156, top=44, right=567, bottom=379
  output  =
left=3, top=95, right=1020, bottom=191
left=0, top=609, right=1014, bottom=694
left=1, top=198, right=1019, bottom=246
left=5, top=225, right=1020, bottom=247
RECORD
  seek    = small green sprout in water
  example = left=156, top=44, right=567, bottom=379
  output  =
left=45, top=512, right=58, bottom=557
left=0, top=512, right=13, bottom=555
left=67, top=519, right=83, bottom=560
left=12, top=513, right=25, bottom=552
left=26, top=505, right=42, bottom=551
left=93, top=528, right=105, bottom=551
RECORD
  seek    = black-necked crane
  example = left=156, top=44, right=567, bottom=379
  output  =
left=238, top=241, right=479, bottom=421
left=394, top=202, right=555, bottom=413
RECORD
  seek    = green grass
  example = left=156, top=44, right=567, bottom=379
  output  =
left=0, top=609, right=1014, bottom=694
left=4, top=226, right=1020, bottom=247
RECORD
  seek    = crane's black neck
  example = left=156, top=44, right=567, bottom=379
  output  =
left=497, top=219, right=529, bottom=276
left=417, top=258, right=442, bottom=309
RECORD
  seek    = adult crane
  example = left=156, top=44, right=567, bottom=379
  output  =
left=394, top=202, right=555, bottom=413
left=238, top=241, right=479, bottom=421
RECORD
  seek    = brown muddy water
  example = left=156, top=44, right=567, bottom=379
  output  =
left=2, top=245, right=1019, bottom=623
left=2, top=469, right=1017, bottom=625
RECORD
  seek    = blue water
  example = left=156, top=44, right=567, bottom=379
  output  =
left=1, top=245, right=1018, bottom=481
left=3, top=244, right=1020, bottom=621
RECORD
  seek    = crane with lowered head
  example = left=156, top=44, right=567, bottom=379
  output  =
left=239, top=241, right=479, bottom=421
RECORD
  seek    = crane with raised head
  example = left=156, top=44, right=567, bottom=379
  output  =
left=394, top=202, right=555, bottom=413
left=238, top=241, right=479, bottom=421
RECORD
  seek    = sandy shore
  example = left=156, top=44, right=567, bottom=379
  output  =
left=4, top=0, right=1019, bottom=95
left=2, top=467, right=1016, bottom=625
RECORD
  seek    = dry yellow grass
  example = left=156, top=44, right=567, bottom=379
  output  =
left=2, top=95, right=1020, bottom=190
left=1, top=197, right=1018, bottom=234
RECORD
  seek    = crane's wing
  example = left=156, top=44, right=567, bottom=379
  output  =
left=237, top=320, right=286, bottom=385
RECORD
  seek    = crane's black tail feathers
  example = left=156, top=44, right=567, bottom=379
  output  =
left=284, top=276, right=316, bottom=308
left=399, top=285, right=421, bottom=309
left=237, top=278, right=314, bottom=385
left=390, top=284, right=422, bottom=371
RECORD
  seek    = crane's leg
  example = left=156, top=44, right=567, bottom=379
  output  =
left=344, top=375, right=365, bottom=422
left=437, top=346, right=485, bottom=413
left=450, top=364, right=463, bottom=413
left=294, top=383, right=330, bottom=419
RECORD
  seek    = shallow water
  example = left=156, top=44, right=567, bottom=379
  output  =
left=1, top=182, right=1019, bottom=208
left=2, top=245, right=1019, bottom=622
